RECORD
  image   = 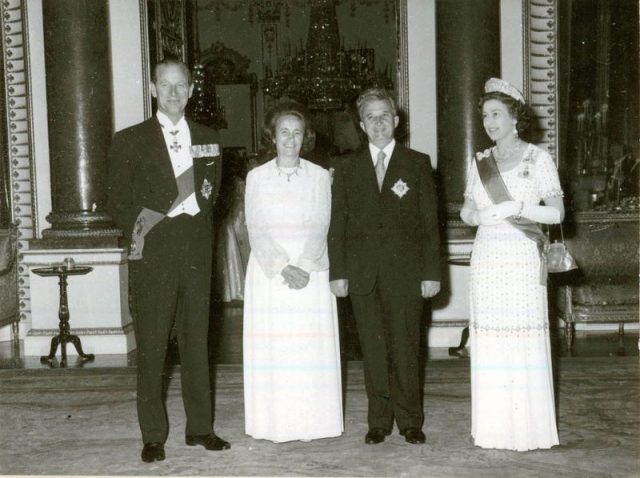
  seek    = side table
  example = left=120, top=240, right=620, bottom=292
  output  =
left=32, top=265, right=95, bottom=367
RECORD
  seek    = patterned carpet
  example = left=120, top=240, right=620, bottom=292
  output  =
left=0, top=357, right=637, bottom=477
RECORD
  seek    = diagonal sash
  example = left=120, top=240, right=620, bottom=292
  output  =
left=475, top=151, right=548, bottom=284
left=168, top=165, right=195, bottom=215
left=128, top=166, right=196, bottom=261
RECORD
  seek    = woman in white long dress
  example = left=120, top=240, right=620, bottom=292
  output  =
left=243, top=102, right=343, bottom=443
left=460, top=78, right=563, bottom=451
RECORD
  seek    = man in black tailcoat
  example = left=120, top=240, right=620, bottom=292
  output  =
left=106, top=58, right=229, bottom=463
left=328, top=87, right=441, bottom=445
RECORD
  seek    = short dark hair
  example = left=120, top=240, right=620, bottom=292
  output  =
left=152, top=57, right=192, bottom=85
left=356, top=87, right=398, bottom=120
left=478, top=91, right=531, bottom=135
left=261, top=101, right=316, bottom=156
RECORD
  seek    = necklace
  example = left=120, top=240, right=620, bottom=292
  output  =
left=493, top=139, right=523, bottom=162
left=276, top=164, right=301, bottom=182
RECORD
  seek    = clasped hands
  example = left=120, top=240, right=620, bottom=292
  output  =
left=330, top=279, right=440, bottom=299
left=281, top=265, right=310, bottom=290
left=476, top=200, right=521, bottom=226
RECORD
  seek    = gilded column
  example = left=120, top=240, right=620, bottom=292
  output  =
left=40, top=0, right=118, bottom=246
left=436, top=0, right=500, bottom=212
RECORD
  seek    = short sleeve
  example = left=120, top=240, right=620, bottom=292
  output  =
left=533, top=148, right=563, bottom=199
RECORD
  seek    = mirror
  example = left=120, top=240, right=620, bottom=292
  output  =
left=194, top=0, right=400, bottom=156
left=556, top=0, right=639, bottom=212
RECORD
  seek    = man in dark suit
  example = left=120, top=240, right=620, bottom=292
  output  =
left=328, top=88, right=441, bottom=445
left=106, top=58, right=229, bottom=463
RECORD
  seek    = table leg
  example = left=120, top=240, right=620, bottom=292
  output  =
left=448, top=326, right=469, bottom=357
left=40, top=335, right=61, bottom=364
left=39, top=272, right=94, bottom=367
left=68, top=334, right=95, bottom=361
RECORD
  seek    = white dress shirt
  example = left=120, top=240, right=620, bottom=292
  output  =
left=156, top=111, right=200, bottom=217
left=368, top=139, right=396, bottom=170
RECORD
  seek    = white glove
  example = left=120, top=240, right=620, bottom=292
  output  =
left=520, top=203, right=562, bottom=224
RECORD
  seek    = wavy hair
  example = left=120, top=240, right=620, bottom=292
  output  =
left=260, top=101, right=316, bottom=156
left=478, top=91, right=531, bottom=136
left=356, top=87, right=398, bottom=120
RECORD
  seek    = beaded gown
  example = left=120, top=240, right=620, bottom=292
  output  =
left=243, top=158, right=343, bottom=442
left=465, top=144, right=562, bottom=451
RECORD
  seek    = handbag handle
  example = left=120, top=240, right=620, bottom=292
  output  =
left=546, top=221, right=566, bottom=244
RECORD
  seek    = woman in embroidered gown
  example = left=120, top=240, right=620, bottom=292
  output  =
left=460, top=78, right=564, bottom=451
left=243, top=102, right=343, bottom=442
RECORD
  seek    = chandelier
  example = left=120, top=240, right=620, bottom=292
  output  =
left=187, top=0, right=227, bottom=129
left=188, top=61, right=228, bottom=130
left=262, top=0, right=393, bottom=110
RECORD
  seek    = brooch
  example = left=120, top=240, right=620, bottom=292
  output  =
left=391, top=179, right=410, bottom=198
left=191, top=144, right=220, bottom=158
left=518, top=166, right=531, bottom=179
left=476, top=149, right=491, bottom=161
left=201, top=178, right=213, bottom=199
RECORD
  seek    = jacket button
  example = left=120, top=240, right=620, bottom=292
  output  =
left=378, top=223, right=383, bottom=229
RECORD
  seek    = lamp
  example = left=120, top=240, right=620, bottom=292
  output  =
left=262, top=0, right=393, bottom=110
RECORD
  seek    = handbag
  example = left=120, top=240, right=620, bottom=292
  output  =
left=546, top=223, right=578, bottom=273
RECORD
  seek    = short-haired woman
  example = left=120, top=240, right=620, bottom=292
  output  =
left=243, top=101, right=343, bottom=443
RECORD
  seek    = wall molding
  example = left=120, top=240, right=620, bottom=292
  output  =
left=396, top=0, right=409, bottom=138
left=524, top=0, right=559, bottom=164
left=1, top=0, right=36, bottom=324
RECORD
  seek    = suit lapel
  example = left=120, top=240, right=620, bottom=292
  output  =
left=188, top=120, right=207, bottom=207
left=145, top=117, right=178, bottom=201
left=382, top=145, right=405, bottom=193
left=355, top=148, right=380, bottom=195
left=188, top=120, right=223, bottom=210
left=356, top=145, right=405, bottom=196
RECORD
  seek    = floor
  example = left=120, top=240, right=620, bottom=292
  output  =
left=0, top=334, right=637, bottom=477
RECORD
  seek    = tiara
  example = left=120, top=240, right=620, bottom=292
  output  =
left=484, top=78, right=525, bottom=103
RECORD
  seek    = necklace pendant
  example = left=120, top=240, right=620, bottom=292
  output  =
left=277, top=164, right=299, bottom=182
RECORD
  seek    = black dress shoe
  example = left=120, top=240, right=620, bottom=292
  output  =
left=185, top=433, right=231, bottom=450
left=365, top=428, right=390, bottom=445
left=141, top=442, right=165, bottom=462
left=401, top=427, right=426, bottom=444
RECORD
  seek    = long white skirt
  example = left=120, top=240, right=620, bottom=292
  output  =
left=470, top=224, right=559, bottom=451
left=243, top=255, right=343, bottom=442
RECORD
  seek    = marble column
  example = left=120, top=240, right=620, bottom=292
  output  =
left=39, top=0, right=119, bottom=246
left=436, top=0, right=500, bottom=212
left=23, top=0, right=133, bottom=358
left=429, top=1, right=501, bottom=345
